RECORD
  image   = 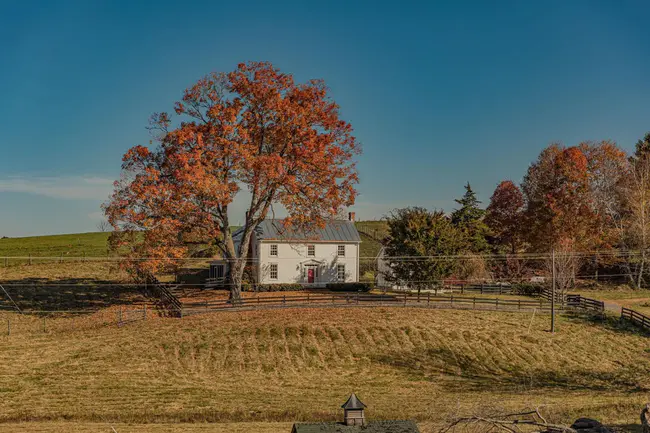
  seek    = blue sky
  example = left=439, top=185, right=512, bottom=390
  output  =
left=1, top=0, right=649, bottom=236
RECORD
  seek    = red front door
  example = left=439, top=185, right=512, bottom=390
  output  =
left=308, top=268, right=315, bottom=284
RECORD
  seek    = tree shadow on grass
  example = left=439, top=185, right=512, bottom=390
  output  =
left=563, top=313, right=650, bottom=337
left=369, top=346, right=650, bottom=394
left=0, top=277, right=147, bottom=312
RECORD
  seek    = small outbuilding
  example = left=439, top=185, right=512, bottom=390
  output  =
left=291, top=394, right=420, bottom=433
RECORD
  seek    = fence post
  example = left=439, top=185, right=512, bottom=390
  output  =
left=518, top=299, right=521, bottom=310
left=205, top=300, right=209, bottom=313
left=480, top=284, right=483, bottom=294
left=119, top=306, right=123, bottom=324
left=307, top=293, right=310, bottom=304
left=461, top=284, right=464, bottom=295
left=427, top=293, right=430, bottom=305
left=404, top=292, right=407, bottom=306
left=283, top=295, right=286, bottom=305
left=356, top=294, right=359, bottom=305
left=450, top=295, right=453, bottom=307
left=473, top=297, right=476, bottom=309
left=43, top=317, right=46, bottom=333
left=7, top=318, right=10, bottom=336
left=143, top=304, right=147, bottom=320
left=417, top=292, right=420, bottom=303
left=496, top=298, right=499, bottom=310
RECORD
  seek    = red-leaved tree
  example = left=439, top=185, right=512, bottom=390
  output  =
left=486, top=180, right=524, bottom=253
left=104, top=62, right=360, bottom=300
left=521, top=141, right=628, bottom=251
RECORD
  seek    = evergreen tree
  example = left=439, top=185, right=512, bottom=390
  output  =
left=451, top=183, right=490, bottom=252
left=634, top=132, right=650, bottom=159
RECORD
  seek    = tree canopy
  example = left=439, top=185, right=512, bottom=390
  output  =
left=383, top=207, right=465, bottom=293
left=104, top=62, right=360, bottom=299
left=486, top=180, right=524, bottom=254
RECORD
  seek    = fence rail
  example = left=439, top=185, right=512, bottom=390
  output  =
left=142, top=278, right=182, bottom=317
left=566, top=295, right=605, bottom=315
left=180, top=292, right=564, bottom=316
left=0, top=305, right=150, bottom=336
left=621, top=307, right=650, bottom=331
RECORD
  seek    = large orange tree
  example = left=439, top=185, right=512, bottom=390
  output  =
left=104, top=62, right=360, bottom=300
left=521, top=141, right=628, bottom=251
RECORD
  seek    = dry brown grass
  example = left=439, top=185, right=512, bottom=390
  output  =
left=0, top=307, right=649, bottom=432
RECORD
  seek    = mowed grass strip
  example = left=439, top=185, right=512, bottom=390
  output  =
left=0, top=308, right=648, bottom=428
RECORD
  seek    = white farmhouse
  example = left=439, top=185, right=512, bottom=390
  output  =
left=208, top=214, right=361, bottom=288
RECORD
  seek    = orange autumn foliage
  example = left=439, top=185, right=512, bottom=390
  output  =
left=522, top=141, right=628, bottom=251
left=104, top=62, right=360, bottom=298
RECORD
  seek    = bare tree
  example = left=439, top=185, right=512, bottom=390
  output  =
left=96, top=220, right=111, bottom=232
left=440, top=407, right=575, bottom=433
left=618, top=154, right=650, bottom=289
left=546, top=243, right=582, bottom=299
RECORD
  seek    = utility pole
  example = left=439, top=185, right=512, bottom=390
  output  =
left=551, top=249, right=556, bottom=334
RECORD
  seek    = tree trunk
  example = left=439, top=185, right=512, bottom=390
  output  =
left=227, top=258, right=246, bottom=302
left=638, top=252, right=645, bottom=290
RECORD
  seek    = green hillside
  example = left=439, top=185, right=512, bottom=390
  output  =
left=0, top=232, right=111, bottom=258
left=0, top=221, right=386, bottom=260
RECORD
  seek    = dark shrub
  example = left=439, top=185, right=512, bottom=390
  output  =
left=513, top=283, right=543, bottom=296
left=325, top=282, right=373, bottom=292
left=255, top=283, right=304, bottom=292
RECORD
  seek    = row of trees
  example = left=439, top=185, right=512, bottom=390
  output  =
left=383, top=184, right=491, bottom=292
left=384, top=134, right=650, bottom=290
left=488, top=135, right=650, bottom=288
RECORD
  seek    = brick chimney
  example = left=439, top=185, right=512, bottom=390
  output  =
left=348, top=212, right=356, bottom=222
left=342, top=393, right=366, bottom=426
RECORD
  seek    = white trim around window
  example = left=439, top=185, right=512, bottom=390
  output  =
left=269, top=263, right=278, bottom=280
left=337, top=245, right=345, bottom=257
left=307, top=245, right=315, bottom=256
left=270, top=244, right=278, bottom=257
left=337, top=264, right=346, bottom=282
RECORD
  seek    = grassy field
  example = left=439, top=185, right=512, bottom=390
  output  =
left=1, top=307, right=649, bottom=432
left=575, top=287, right=650, bottom=315
left=0, top=223, right=386, bottom=262
left=0, top=232, right=111, bottom=259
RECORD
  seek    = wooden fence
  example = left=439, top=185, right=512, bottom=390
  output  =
left=180, top=292, right=563, bottom=316
left=566, top=295, right=605, bottom=315
left=429, top=283, right=515, bottom=295
left=142, top=278, right=183, bottom=317
left=621, top=307, right=650, bottom=331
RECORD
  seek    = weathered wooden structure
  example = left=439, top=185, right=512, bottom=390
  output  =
left=291, top=394, right=419, bottom=432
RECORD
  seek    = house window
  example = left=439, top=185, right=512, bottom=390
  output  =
left=307, top=245, right=315, bottom=256
left=269, top=263, right=278, bottom=280
left=337, top=264, right=346, bottom=282
left=337, top=245, right=346, bottom=257
left=210, top=264, right=224, bottom=279
left=270, top=244, right=278, bottom=257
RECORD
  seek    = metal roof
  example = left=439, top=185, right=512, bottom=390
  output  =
left=292, top=421, right=420, bottom=433
left=341, top=393, right=366, bottom=410
left=238, top=219, right=361, bottom=243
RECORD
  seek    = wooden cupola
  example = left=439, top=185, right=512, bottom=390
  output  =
left=341, top=393, right=366, bottom=426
